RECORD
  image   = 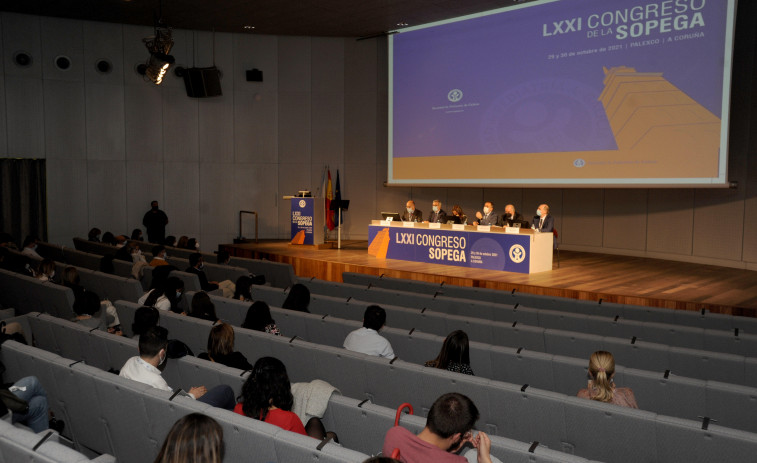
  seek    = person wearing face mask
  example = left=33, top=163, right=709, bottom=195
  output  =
left=142, top=200, right=169, bottom=244
left=401, top=200, right=423, bottom=222
left=500, top=204, right=526, bottom=227
left=472, top=201, right=499, bottom=226
left=119, top=326, right=235, bottom=410
left=21, top=235, right=42, bottom=259
left=149, top=245, right=171, bottom=267
left=186, top=253, right=236, bottom=296
left=533, top=204, right=554, bottom=233
left=426, top=200, right=447, bottom=224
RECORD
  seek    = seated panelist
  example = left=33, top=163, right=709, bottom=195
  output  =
left=426, top=200, right=447, bottom=224
left=472, top=201, right=499, bottom=226
left=400, top=200, right=423, bottom=222
left=501, top=204, right=527, bottom=227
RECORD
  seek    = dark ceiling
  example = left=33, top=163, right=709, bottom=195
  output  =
left=1, top=0, right=535, bottom=37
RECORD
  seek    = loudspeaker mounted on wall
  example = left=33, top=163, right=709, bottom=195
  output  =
left=177, top=66, right=223, bottom=98
left=246, top=68, right=263, bottom=82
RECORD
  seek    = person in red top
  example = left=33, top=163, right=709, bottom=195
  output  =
left=382, top=392, right=492, bottom=463
left=233, top=356, right=307, bottom=435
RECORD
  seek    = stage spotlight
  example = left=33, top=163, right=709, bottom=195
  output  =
left=138, top=26, right=175, bottom=85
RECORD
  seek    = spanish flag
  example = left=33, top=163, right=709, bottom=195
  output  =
left=326, top=170, right=335, bottom=230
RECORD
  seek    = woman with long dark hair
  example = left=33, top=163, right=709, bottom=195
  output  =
left=424, top=330, right=474, bottom=375
left=241, top=301, right=281, bottom=335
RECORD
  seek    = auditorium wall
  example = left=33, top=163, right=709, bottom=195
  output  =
left=0, top=6, right=755, bottom=270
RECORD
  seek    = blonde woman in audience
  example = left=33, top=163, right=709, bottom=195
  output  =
left=577, top=350, right=638, bottom=408
left=153, top=413, right=224, bottom=463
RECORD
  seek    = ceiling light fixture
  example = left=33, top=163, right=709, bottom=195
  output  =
left=136, top=1, right=175, bottom=85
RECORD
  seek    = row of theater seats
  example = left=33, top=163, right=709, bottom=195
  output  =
left=3, top=257, right=756, bottom=427
left=7, top=313, right=595, bottom=463
left=103, top=302, right=757, bottom=463
left=0, top=417, right=114, bottom=463
left=71, top=238, right=297, bottom=288
left=341, top=272, right=757, bottom=332
left=0, top=339, right=368, bottom=463
left=251, top=282, right=757, bottom=388
left=174, top=291, right=757, bottom=435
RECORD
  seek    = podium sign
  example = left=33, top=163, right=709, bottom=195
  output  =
left=290, top=198, right=324, bottom=245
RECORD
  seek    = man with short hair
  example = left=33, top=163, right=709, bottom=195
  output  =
left=401, top=200, right=423, bottom=223
left=383, top=392, right=492, bottom=463
left=427, top=200, right=447, bottom=224
left=119, top=326, right=234, bottom=409
left=149, top=245, right=170, bottom=267
left=343, top=305, right=395, bottom=359
left=143, top=201, right=169, bottom=244
left=472, top=201, right=499, bottom=226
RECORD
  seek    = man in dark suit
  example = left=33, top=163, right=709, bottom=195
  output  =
left=533, top=204, right=554, bottom=232
left=426, top=200, right=447, bottom=224
left=501, top=204, right=526, bottom=227
left=186, top=253, right=219, bottom=292
left=472, top=201, right=499, bottom=226
left=401, top=200, right=423, bottom=222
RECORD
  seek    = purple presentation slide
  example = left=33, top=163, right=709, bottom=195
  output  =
left=391, top=0, right=729, bottom=158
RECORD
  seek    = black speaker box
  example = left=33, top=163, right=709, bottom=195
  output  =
left=182, top=67, right=222, bottom=98
left=246, top=68, right=263, bottom=82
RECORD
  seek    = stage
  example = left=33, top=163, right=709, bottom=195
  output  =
left=222, top=240, right=757, bottom=317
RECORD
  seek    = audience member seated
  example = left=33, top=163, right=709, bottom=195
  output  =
left=577, top=350, right=638, bottom=408
left=35, top=259, right=56, bottom=282
left=215, top=251, right=229, bottom=265
left=383, top=392, right=492, bottom=463
left=186, top=253, right=235, bottom=297
left=363, top=458, right=400, bottom=463
left=150, top=245, right=170, bottom=267
left=190, top=291, right=219, bottom=322
left=197, top=323, right=253, bottom=370
left=177, top=236, right=189, bottom=249
left=164, top=235, right=177, bottom=247
left=0, top=232, right=17, bottom=249
left=7, top=376, right=63, bottom=434
left=119, top=326, right=235, bottom=410
left=131, top=306, right=160, bottom=339
left=235, top=357, right=333, bottom=440
left=87, top=227, right=101, bottom=242
left=187, top=238, right=200, bottom=250
left=115, top=235, right=128, bottom=248
left=62, top=266, right=88, bottom=312
left=101, top=231, right=117, bottom=246
left=234, top=275, right=254, bottom=302
left=424, top=330, right=474, bottom=375
left=242, top=301, right=281, bottom=335
left=114, top=240, right=139, bottom=262
left=343, top=305, right=395, bottom=359
left=21, top=235, right=42, bottom=259
left=153, top=413, right=224, bottom=463
left=139, top=276, right=185, bottom=314
left=131, top=228, right=144, bottom=241
left=449, top=205, right=467, bottom=225
left=282, top=283, right=311, bottom=313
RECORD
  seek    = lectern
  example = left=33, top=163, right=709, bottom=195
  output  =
left=290, top=197, right=324, bottom=245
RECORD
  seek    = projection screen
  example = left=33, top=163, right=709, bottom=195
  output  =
left=387, top=0, right=737, bottom=187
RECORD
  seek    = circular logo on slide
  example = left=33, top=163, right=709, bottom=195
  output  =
left=299, top=200, right=306, bottom=208
left=448, top=89, right=463, bottom=102
left=509, top=244, right=526, bottom=263
left=573, top=158, right=586, bottom=168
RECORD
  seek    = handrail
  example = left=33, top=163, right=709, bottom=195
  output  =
left=238, top=210, right=258, bottom=243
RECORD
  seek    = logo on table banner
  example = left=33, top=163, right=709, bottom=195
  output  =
left=299, top=200, right=306, bottom=208
left=509, top=244, right=526, bottom=263
left=448, top=89, right=463, bottom=102
left=573, top=158, right=586, bottom=168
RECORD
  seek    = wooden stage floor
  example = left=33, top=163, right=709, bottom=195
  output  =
left=223, top=240, right=757, bottom=317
